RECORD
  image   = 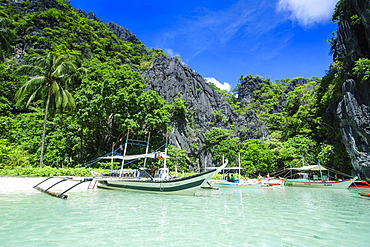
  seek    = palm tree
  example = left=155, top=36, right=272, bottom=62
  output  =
left=0, top=10, right=15, bottom=61
left=16, top=51, right=87, bottom=167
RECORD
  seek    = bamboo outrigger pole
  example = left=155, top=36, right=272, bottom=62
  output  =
left=119, top=129, right=130, bottom=177
left=111, top=142, right=115, bottom=171
left=318, top=159, right=323, bottom=180
left=143, top=132, right=151, bottom=168
left=238, top=152, right=241, bottom=180
left=163, top=132, right=169, bottom=168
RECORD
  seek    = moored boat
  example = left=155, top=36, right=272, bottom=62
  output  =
left=283, top=163, right=357, bottom=189
left=90, top=131, right=229, bottom=194
left=264, top=178, right=285, bottom=186
left=91, top=161, right=227, bottom=195
left=284, top=178, right=355, bottom=189
left=89, top=134, right=228, bottom=194
left=350, top=180, right=370, bottom=188
left=210, top=179, right=263, bottom=189
left=34, top=133, right=227, bottom=198
left=358, top=192, right=370, bottom=197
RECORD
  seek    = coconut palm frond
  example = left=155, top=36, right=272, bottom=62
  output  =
left=16, top=76, right=45, bottom=106
left=26, top=87, right=43, bottom=107
left=15, top=51, right=87, bottom=167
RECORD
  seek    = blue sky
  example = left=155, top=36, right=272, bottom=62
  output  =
left=70, top=0, right=339, bottom=92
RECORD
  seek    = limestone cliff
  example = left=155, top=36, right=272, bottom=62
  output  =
left=8, top=0, right=254, bottom=168
left=237, top=76, right=307, bottom=113
left=5, top=0, right=323, bottom=170
left=331, top=0, right=370, bottom=180
left=142, top=56, right=251, bottom=167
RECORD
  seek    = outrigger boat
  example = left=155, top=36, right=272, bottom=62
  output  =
left=210, top=179, right=263, bottom=189
left=283, top=162, right=356, bottom=189
left=208, top=153, right=283, bottom=189
left=210, top=177, right=283, bottom=189
left=208, top=164, right=262, bottom=189
left=358, top=192, right=370, bottom=197
left=349, top=180, right=370, bottom=188
left=89, top=154, right=227, bottom=195
left=209, top=167, right=262, bottom=189
left=34, top=132, right=226, bottom=198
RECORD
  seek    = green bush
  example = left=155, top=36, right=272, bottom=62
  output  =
left=0, top=166, right=106, bottom=177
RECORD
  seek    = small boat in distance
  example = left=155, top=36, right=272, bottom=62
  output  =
left=358, top=192, right=370, bottom=197
left=350, top=180, right=370, bottom=188
left=283, top=163, right=356, bottom=189
left=210, top=179, right=263, bottom=189
left=208, top=164, right=263, bottom=189
left=208, top=156, right=284, bottom=189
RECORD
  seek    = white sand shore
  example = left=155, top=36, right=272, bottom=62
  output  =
left=0, top=177, right=92, bottom=195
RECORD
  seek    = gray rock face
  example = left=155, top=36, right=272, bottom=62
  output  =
left=237, top=77, right=269, bottom=106
left=337, top=79, right=370, bottom=179
left=332, top=0, right=370, bottom=180
left=108, top=22, right=142, bottom=45
left=10, top=0, right=68, bottom=13
left=236, top=77, right=268, bottom=139
left=142, top=56, right=251, bottom=167
left=76, top=9, right=100, bottom=22
left=236, top=77, right=308, bottom=138
left=238, top=76, right=307, bottom=110
left=7, top=0, right=273, bottom=169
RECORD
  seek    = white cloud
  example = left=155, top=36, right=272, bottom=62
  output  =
left=158, top=0, right=282, bottom=58
left=277, top=0, right=338, bottom=27
left=164, top=48, right=180, bottom=58
left=205, top=77, right=231, bottom=92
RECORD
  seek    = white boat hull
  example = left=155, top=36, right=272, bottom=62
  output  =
left=210, top=180, right=262, bottom=189
left=284, top=178, right=355, bottom=189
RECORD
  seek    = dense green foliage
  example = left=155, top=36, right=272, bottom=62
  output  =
left=205, top=76, right=352, bottom=177
left=353, top=58, right=370, bottom=82
left=205, top=127, right=239, bottom=164
left=0, top=3, right=179, bottom=173
left=0, top=1, right=365, bottom=179
left=16, top=51, right=87, bottom=167
left=208, top=81, right=239, bottom=110
left=205, top=0, right=368, bottom=177
left=0, top=9, right=15, bottom=61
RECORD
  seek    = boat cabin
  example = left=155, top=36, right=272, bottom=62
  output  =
left=288, top=164, right=329, bottom=181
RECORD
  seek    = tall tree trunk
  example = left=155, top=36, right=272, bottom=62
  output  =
left=40, top=88, right=51, bottom=168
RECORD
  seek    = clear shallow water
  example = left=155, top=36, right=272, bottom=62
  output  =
left=1, top=178, right=370, bottom=247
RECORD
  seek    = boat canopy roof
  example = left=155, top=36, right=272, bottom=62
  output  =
left=221, top=167, right=244, bottom=170
left=99, top=152, right=170, bottom=161
left=288, top=165, right=328, bottom=171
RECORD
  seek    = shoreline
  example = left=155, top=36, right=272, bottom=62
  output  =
left=0, top=176, right=91, bottom=194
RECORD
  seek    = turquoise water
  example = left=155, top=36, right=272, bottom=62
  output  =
left=1, top=178, right=370, bottom=247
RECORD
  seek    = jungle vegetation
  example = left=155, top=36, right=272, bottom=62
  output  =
left=207, top=76, right=351, bottom=177
left=0, top=1, right=360, bottom=177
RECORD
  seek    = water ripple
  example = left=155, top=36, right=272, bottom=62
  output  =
left=1, top=178, right=370, bottom=246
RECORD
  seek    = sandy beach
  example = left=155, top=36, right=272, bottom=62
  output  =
left=0, top=177, right=92, bottom=195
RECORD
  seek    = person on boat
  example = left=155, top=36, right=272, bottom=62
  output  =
left=230, top=174, right=235, bottom=182
left=150, top=165, right=156, bottom=178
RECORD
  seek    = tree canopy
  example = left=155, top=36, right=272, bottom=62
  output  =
left=16, top=51, right=87, bottom=167
left=0, top=1, right=359, bottom=177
